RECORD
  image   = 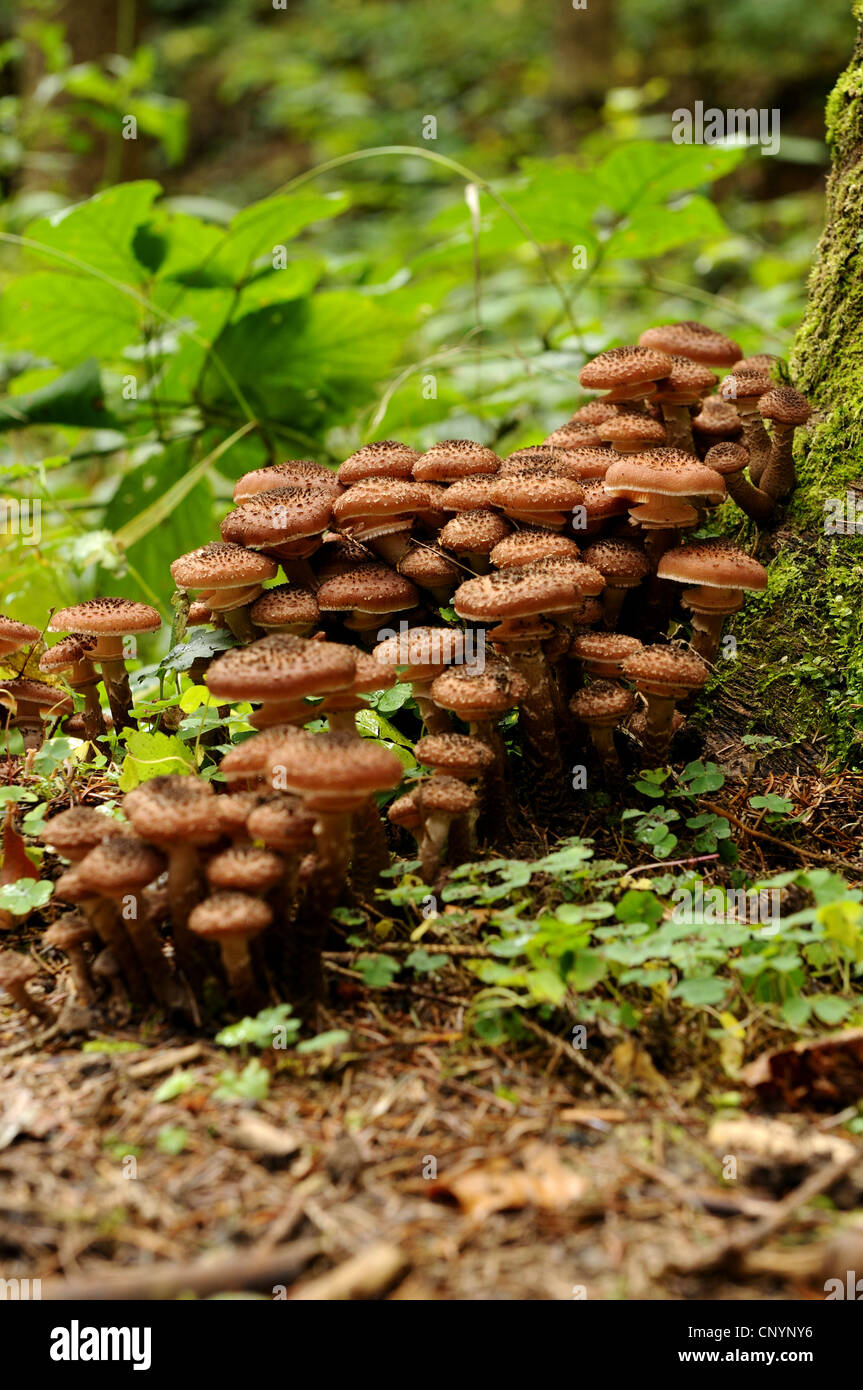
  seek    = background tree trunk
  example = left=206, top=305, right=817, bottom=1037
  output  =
left=721, top=2, right=863, bottom=769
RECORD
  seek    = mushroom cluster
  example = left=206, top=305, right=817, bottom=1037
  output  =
left=1, top=323, right=809, bottom=1025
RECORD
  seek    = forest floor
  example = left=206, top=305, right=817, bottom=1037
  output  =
left=2, top=726, right=863, bottom=1302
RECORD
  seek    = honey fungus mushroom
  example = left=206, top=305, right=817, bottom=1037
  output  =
left=758, top=386, right=811, bottom=501
left=569, top=680, right=634, bottom=769
left=205, top=633, right=356, bottom=728
left=621, top=645, right=709, bottom=763
left=656, top=540, right=768, bottom=662
left=412, top=439, right=501, bottom=482
left=48, top=598, right=161, bottom=732
left=39, top=634, right=105, bottom=745
left=0, top=615, right=40, bottom=658
left=579, top=345, right=673, bottom=403
left=170, top=541, right=278, bottom=642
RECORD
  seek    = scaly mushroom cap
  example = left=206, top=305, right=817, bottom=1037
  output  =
left=211, top=791, right=264, bottom=838
left=49, top=598, right=162, bottom=638
left=43, top=911, right=95, bottom=950
left=733, top=354, right=781, bottom=375
left=343, top=648, right=397, bottom=694
left=233, top=460, right=342, bottom=501
left=221, top=487, right=334, bottom=549
left=597, top=414, right=667, bottom=448
left=187, top=601, right=215, bottom=626
left=703, top=442, right=750, bottom=476
left=188, top=892, right=272, bottom=942
left=39, top=634, right=98, bottom=674
left=415, top=732, right=495, bottom=777
left=264, top=730, right=404, bottom=802
left=490, top=474, right=585, bottom=515
left=719, top=371, right=772, bottom=405
left=373, top=626, right=465, bottom=681
left=622, top=645, right=709, bottom=696
left=653, top=356, right=718, bottom=404
left=124, top=774, right=219, bottom=847
left=388, top=790, right=422, bottom=831
left=638, top=321, right=741, bottom=367
left=572, top=632, right=643, bottom=673
left=431, top=662, right=528, bottom=717
left=397, top=546, right=461, bottom=587
left=604, top=451, right=726, bottom=502
left=206, top=846, right=285, bottom=893
left=77, top=836, right=166, bottom=894
left=249, top=584, right=320, bottom=631
left=40, top=805, right=122, bottom=859
left=570, top=400, right=619, bottom=426
left=218, top=725, right=303, bottom=783
left=0, top=679, right=73, bottom=717
left=247, top=796, right=316, bottom=851
left=543, top=422, right=606, bottom=451
left=314, top=536, right=370, bottom=578
left=171, top=541, right=278, bottom=591
left=439, top=509, right=511, bottom=554
left=418, top=775, right=477, bottom=815
left=413, top=439, right=501, bottom=482
left=759, top=386, right=811, bottom=426
left=206, top=634, right=356, bottom=700
left=582, top=538, right=650, bottom=586
left=337, top=441, right=420, bottom=484
left=579, top=345, right=673, bottom=392
left=570, top=679, right=634, bottom=727
left=0, top=615, right=40, bottom=655
left=692, top=398, right=743, bottom=441
left=316, top=564, right=419, bottom=614
left=441, top=475, right=501, bottom=509
left=549, top=446, right=620, bottom=481
left=657, top=540, right=768, bottom=592
left=332, top=477, right=430, bottom=525
left=453, top=563, right=593, bottom=623
left=502, top=448, right=575, bottom=475
left=490, top=529, right=580, bottom=568
left=580, top=479, right=631, bottom=525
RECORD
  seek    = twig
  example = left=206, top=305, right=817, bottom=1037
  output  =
left=701, top=801, right=861, bottom=872
left=288, top=1241, right=410, bottom=1301
left=520, top=1015, right=631, bottom=1107
left=41, top=1238, right=323, bottom=1301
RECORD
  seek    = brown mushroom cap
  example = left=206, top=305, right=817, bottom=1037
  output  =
left=582, top=538, right=650, bottom=585
left=249, top=584, right=320, bottom=631
left=431, top=662, right=528, bottom=717
left=604, top=451, right=726, bottom=502
left=218, top=725, right=303, bottom=783
left=77, top=835, right=166, bottom=894
left=579, top=345, right=673, bottom=391
left=490, top=529, right=580, bottom=568
left=548, top=446, right=620, bottom=481
left=206, top=845, right=285, bottom=893
left=454, top=562, right=601, bottom=623
left=39, top=634, right=99, bottom=675
left=124, top=774, right=219, bottom=847
left=263, top=729, right=404, bottom=801
left=247, top=796, right=316, bottom=851
left=0, top=951, right=41, bottom=989
left=397, top=546, right=461, bottom=587
left=316, top=564, right=419, bottom=614
left=337, top=441, right=420, bottom=484
left=570, top=679, right=634, bottom=727
left=211, top=791, right=263, bottom=838
left=733, top=354, right=781, bottom=375
left=413, top=439, right=501, bottom=482
left=221, top=487, right=333, bottom=550
left=43, top=910, right=95, bottom=950
left=418, top=775, right=477, bottom=815
left=703, top=441, right=750, bottom=476
left=622, top=644, right=709, bottom=695
left=638, top=321, right=742, bottom=367
left=597, top=415, right=667, bottom=448
left=719, top=371, right=772, bottom=405
left=439, top=509, right=512, bottom=554
left=490, top=474, right=585, bottom=515
left=41, top=805, right=122, bottom=859
left=570, top=400, right=620, bottom=426
left=759, top=386, right=811, bottom=426
left=0, top=679, right=74, bottom=717
left=205, top=634, right=356, bottom=700
left=188, top=892, right=272, bottom=942
left=440, top=475, right=501, bottom=510
left=0, top=615, right=40, bottom=655
left=387, top=790, right=422, bottom=831
left=415, top=732, right=495, bottom=776
left=171, top=542, right=277, bottom=591
left=49, top=598, right=162, bottom=638
left=572, top=632, right=643, bottom=671
left=187, top=600, right=216, bottom=626
left=653, top=356, right=718, bottom=403
left=233, top=460, right=342, bottom=501
left=692, top=398, right=743, bottom=441
left=373, top=625, right=465, bottom=680
left=542, top=422, right=605, bottom=451
left=656, top=540, right=768, bottom=592
left=332, top=477, right=430, bottom=527
left=579, top=479, right=630, bottom=526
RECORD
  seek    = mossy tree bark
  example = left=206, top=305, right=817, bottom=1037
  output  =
left=721, top=4, right=863, bottom=766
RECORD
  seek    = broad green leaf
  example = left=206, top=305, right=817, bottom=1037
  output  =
left=0, top=878, right=53, bottom=914
left=212, top=192, right=350, bottom=281
left=117, top=729, right=195, bottom=790
left=595, top=141, right=746, bottom=213
left=672, top=976, right=728, bottom=1007
left=603, top=196, right=728, bottom=261
left=1, top=272, right=142, bottom=364
left=23, top=182, right=162, bottom=283
left=0, top=359, right=115, bottom=431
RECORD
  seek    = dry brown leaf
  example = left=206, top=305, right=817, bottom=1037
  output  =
left=430, top=1142, right=586, bottom=1222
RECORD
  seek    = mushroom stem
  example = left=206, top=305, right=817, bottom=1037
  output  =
left=505, top=644, right=565, bottom=808
left=724, top=470, right=775, bottom=523
left=164, top=843, right=210, bottom=987
left=640, top=692, right=679, bottom=764
left=418, top=810, right=450, bottom=884
left=120, top=893, right=188, bottom=1014
left=412, top=682, right=452, bottom=734
left=82, top=685, right=107, bottom=746
left=88, top=899, right=150, bottom=1007
left=740, top=412, right=773, bottom=486
left=688, top=611, right=725, bottom=664
left=659, top=404, right=695, bottom=454
left=586, top=722, right=619, bottom=766
left=223, top=605, right=259, bottom=643
left=292, top=810, right=352, bottom=1009
left=468, top=721, right=517, bottom=842
left=350, top=799, right=390, bottom=894
left=99, top=657, right=135, bottom=732
left=0, top=973, right=55, bottom=1022
left=369, top=533, right=411, bottom=567
left=601, top=587, right=628, bottom=630
left=217, top=936, right=259, bottom=1011
left=326, top=709, right=358, bottom=734
left=759, top=423, right=797, bottom=501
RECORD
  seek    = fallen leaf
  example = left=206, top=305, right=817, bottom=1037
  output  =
left=741, top=1028, right=863, bottom=1107
left=430, top=1142, right=586, bottom=1222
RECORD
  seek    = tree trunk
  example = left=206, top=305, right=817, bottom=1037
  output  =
left=725, top=5, right=863, bottom=768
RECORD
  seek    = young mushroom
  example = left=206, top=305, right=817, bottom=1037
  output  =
left=758, top=387, right=811, bottom=501
left=39, top=635, right=106, bottom=745
left=416, top=776, right=478, bottom=883
left=43, top=912, right=97, bottom=1006
left=0, top=950, right=56, bottom=1023
left=703, top=442, right=775, bottom=524
left=651, top=357, right=717, bottom=453
left=656, top=540, right=768, bottom=662
left=621, top=645, right=709, bottom=764
left=170, top=542, right=278, bottom=643
left=719, top=371, right=774, bottom=484
left=579, top=345, right=673, bottom=404
left=48, top=598, right=162, bottom=732
left=569, top=680, right=634, bottom=770
left=581, top=538, right=650, bottom=628
left=204, top=633, right=357, bottom=729
left=188, top=892, right=272, bottom=1011
left=0, top=615, right=40, bottom=659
